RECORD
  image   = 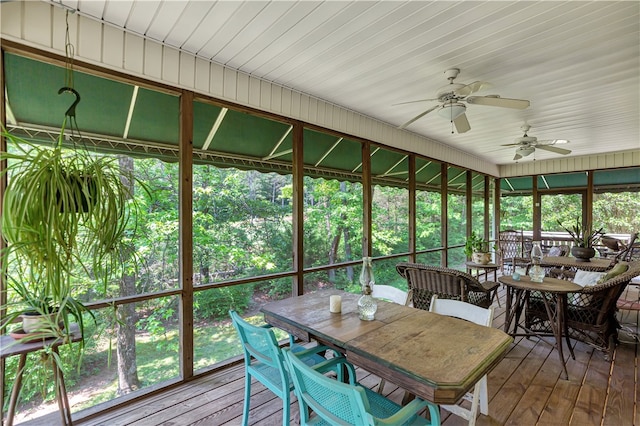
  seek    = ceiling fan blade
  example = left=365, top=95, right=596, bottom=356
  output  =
left=501, top=142, right=523, bottom=146
left=513, top=152, right=523, bottom=161
left=536, top=139, right=570, bottom=145
left=392, top=98, right=439, bottom=106
left=455, top=81, right=491, bottom=97
left=398, top=104, right=440, bottom=129
left=453, top=113, right=471, bottom=133
left=466, top=95, right=530, bottom=109
left=536, top=145, right=572, bottom=155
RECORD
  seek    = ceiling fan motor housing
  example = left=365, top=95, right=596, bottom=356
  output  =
left=437, top=83, right=466, bottom=101
left=517, top=136, right=537, bottom=145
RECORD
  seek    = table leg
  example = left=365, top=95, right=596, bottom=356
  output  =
left=541, top=294, right=570, bottom=380
left=504, top=287, right=525, bottom=335
left=52, top=347, right=73, bottom=425
left=559, top=294, right=575, bottom=360
left=6, top=353, right=27, bottom=426
left=493, top=269, right=502, bottom=307
left=504, top=286, right=514, bottom=334
left=513, top=289, right=527, bottom=335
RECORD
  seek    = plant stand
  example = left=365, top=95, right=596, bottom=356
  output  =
left=1, top=324, right=81, bottom=426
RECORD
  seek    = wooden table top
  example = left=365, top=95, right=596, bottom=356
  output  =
left=541, top=256, right=612, bottom=271
left=1, top=323, right=82, bottom=359
left=262, top=290, right=513, bottom=404
left=499, top=275, right=582, bottom=293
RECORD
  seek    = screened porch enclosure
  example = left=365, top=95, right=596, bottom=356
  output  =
left=1, top=44, right=639, bottom=425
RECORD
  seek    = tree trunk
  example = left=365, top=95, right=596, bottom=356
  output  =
left=340, top=182, right=354, bottom=281
left=116, top=156, right=140, bottom=395
left=344, top=228, right=353, bottom=281
left=116, top=275, right=140, bottom=395
left=328, top=229, right=342, bottom=282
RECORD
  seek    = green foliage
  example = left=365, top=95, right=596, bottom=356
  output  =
left=593, top=192, right=640, bottom=233
left=500, top=195, right=533, bottom=230
left=416, top=190, right=442, bottom=250
left=193, top=285, right=253, bottom=321
left=464, top=232, right=490, bottom=257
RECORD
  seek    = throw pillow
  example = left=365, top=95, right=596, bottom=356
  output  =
left=572, top=270, right=605, bottom=287
left=547, top=246, right=563, bottom=257
left=596, top=262, right=629, bottom=284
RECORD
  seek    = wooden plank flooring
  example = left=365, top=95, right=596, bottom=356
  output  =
left=24, top=285, right=640, bottom=426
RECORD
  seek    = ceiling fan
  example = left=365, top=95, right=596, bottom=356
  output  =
left=502, top=124, right=571, bottom=160
left=396, top=68, right=530, bottom=133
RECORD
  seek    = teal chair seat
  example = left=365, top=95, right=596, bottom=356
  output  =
left=283, top=347, right=441, bottom=426
left=229, top=310, right=343, bottom=426
left=247, top=342, right=331, bottom=392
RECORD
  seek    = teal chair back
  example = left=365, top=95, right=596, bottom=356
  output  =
left=230, top=310, right=340, bottom=426
left=229, top=310, right=295, bottom=426
left=283, top=347, right=440, bottom=426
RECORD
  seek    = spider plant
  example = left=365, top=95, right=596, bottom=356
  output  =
left=557, top=218, right=604, bottom=248
left=0, top=121, right=140, bottom=351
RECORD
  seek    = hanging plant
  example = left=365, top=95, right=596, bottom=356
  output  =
left=0, top=121, right=143, bottom=346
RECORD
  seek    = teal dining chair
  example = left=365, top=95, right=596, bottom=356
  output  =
left=283, top=347, right=441, bottom=426
left=229, top=310, right=343, bottom=426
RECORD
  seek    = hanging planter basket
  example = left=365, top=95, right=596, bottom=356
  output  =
left=57, top=172, right=98, bottom=213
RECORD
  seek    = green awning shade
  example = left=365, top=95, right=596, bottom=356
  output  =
left=501, top=168, right=640, bottom=194
left=4, top=52, right=639, bottom=192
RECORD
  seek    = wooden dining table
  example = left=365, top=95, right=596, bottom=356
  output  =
left=261, top=290, right=513, bottom=405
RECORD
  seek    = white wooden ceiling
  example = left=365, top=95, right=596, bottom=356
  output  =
left=61, top=0, right=639, bottom=166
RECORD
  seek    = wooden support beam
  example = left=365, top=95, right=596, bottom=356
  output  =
left=179, top=90, right=194, bottom=380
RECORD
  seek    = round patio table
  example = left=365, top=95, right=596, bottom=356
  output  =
left=498, top=275, right=581, bottom=380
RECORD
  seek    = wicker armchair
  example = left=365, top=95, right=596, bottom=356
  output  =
left=396, top=262, right=499, bottom=309
left=498, top=230, right=531, bottom=274
left=525, top=260, right=640, bottom=359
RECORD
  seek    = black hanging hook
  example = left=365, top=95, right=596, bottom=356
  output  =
left=58, top=87, right=81, bottom=119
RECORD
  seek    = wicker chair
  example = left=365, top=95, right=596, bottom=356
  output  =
left=396, top=262, right=499, bottom=309
left=525, top=260, right=640, bottom=359
left=615, top=232, right=639, bottom=262
left=498, top=230, right=531, bottom=274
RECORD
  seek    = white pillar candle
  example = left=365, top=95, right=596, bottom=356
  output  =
left=329, top=295, right=342, bottom=313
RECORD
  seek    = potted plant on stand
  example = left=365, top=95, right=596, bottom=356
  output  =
left=558, top=218, right=605, bottom=262
left=465, top=232, right=492, bottom=265
left=0, top=121, right=142, bottom=409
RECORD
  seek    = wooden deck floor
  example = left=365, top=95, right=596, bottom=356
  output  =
left=25, top=285, right=640, bottom=426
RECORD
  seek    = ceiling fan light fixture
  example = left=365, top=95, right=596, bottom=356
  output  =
left=437, top=103, right=466, bottom=120
left=516, top=146, right=535, bottom=157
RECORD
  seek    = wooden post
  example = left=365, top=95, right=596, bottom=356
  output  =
left=494, top=177, right=501, bottom=249
left=441, top=163, right=448, bottom=266
left=292, top=123, right=304, bottom=296
left=408, top=154, right=416, bottom=263
left=179, top=90, right=194, bottom=380
left=466, top=170, right=473, bottom=241
left=362, top=142, right=372, bottom=257
left=532, top=175, right=540, bottom=241
left=585, top=170, right=594, bottom=229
